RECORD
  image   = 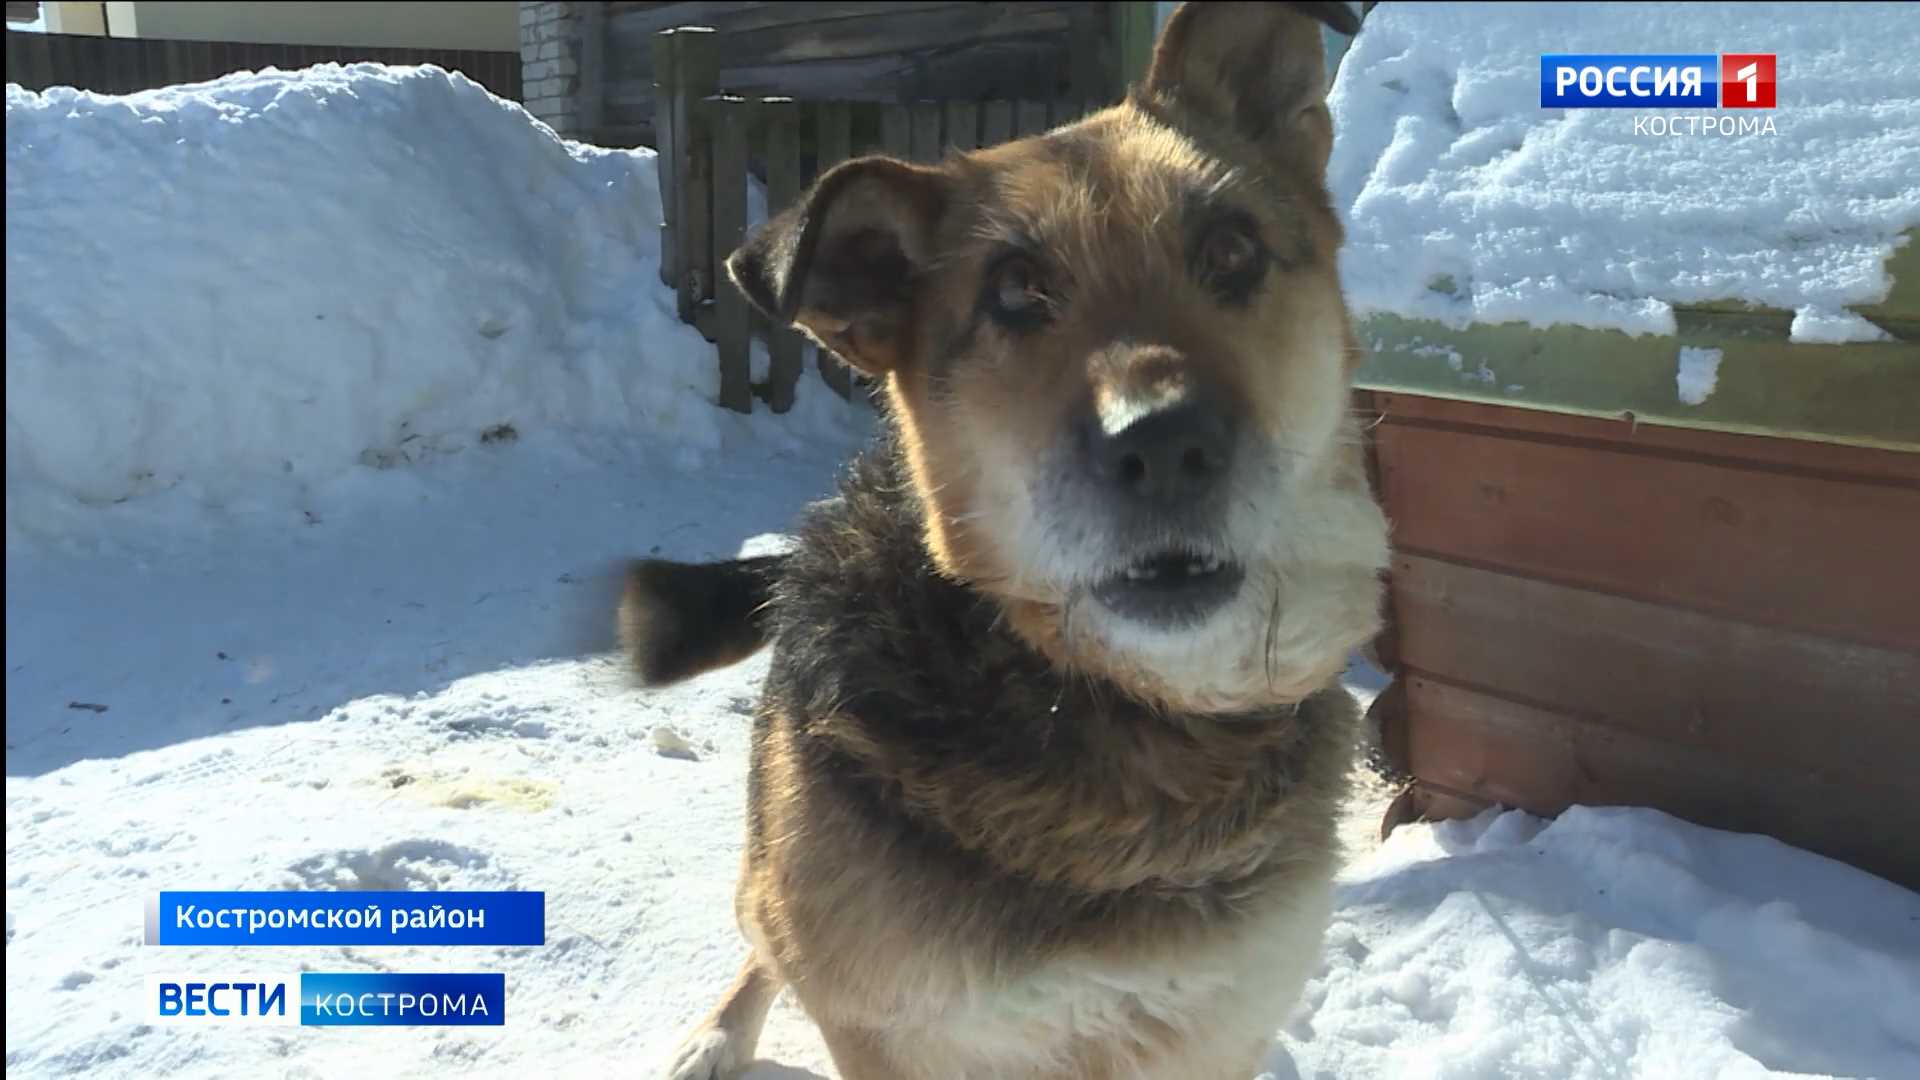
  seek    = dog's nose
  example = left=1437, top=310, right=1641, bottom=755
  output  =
left=1084, top=398, right=1236, bottom=506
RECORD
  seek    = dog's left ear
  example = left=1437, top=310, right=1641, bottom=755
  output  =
left=1140, top=1, right=1360, bottom=172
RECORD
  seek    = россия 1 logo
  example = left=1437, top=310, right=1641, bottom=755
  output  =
left=1541, top=54, right=1776, bottom=108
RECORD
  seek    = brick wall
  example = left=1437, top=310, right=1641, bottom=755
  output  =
left=518, top=1, right=582, bottom=135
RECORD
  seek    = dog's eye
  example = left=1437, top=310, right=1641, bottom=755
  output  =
left=985, top=256, right=1050, bottom=328
left=1195, top=218, right=1268, bottom=303
left=1202, top=225, right=1259, bottom=276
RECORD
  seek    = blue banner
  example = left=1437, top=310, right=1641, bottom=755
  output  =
left=1541, top=54, right=1719, bottom=108
left=299, top=973, right=505, bottom=1027
left=146, top=891, right=545, bottom=946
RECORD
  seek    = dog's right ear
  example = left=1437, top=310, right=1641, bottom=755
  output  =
left=725, top=157, right=946, bottom=377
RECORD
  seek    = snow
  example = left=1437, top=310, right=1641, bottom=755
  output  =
left=1291, top=807, right=1920, bottom=1080
left=4, top=64, right=854, bottom=542
left=1788, top=306, right=1894, bottom=344
left=1328, top=2, right=1920, bottom=340
left=9, top=59, right=1920, bottom=1080
left=1676, top=346, right=1723, bottom=405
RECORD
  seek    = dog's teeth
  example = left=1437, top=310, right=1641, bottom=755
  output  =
left=1185, top=561, right=1203, bottom=575
left=1125, top=565, right=1157, bottom=581
left=1201, top=556, right=1222, bottom=573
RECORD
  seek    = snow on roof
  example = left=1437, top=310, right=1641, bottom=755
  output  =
left=1328, top=2, right=1920, bottom=342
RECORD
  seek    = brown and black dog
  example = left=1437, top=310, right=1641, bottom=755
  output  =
left=621, top=3, right=1389, bottom=1076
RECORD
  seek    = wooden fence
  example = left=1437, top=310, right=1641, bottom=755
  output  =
left=576, top=1, right=1132, bottom=148
left=653, top=26, right=1108, bottom=413
left=1361, top=390, right=1920, bottom=888
left=4, top=30, right=521, bottom=100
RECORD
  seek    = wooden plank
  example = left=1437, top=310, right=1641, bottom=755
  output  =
left=1370, top=391, right=1920, bottom=485
left=650, top=29, right=680, bottom=287
left=1110, top=1, right=1157, bottom=93
left=943, top=100, right=978, bottom=152
left=1400, top=675, right=1920, bottom=888
left=710, top=3, right=1076, bottom=68
left=83, top=33, right=110, bottom=91
left=608, top=31, right=1077, bottom=109
left=3, top=31, right=22, bottom=88
left=762, top=99, right=805, bottom=414
left=656, top=28, right=719, bottom=322
left=609, top=1, right=962, bottom=48
left=909, top=102, right=941, bottom=163
left=811, top=101, right=854, bottom=400
left=118, top=36, right=146, bottom=93
left=1372, top=421, right=1920, bottom=651
left=980, top=99, right=1013, bottom=146
left=29, top=29, right=55, bottom=90
left=577, top=1, right=608, bottom=135
left=1389, top=553, right=1920, bottom=787
left=848, top=101, right=882, bottom=155
left=593, top=122, right=655, bottom=148
left=1015, top=99, right=1048, bottom=137
left=1378, top=780, right=1490, bottom=840
left=879, top=104, right=911, bottom=159
left=1066, top=2, right=1106, bottom=103
left=608, top=55, right=901, bottom=106
left=814, top=101, right=852, bottom=175
left=711, top=98, right=755, bottom=413
left=156, top=40, right=185, bottom=87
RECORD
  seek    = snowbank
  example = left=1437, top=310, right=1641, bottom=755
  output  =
left=1328, top=2, right=1920, bottom=340
left=1289, top=806, right=1920, bottom=1079
left=4, top=64, right=852, bottom=540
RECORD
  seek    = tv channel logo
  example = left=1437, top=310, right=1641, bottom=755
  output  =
left=147, top=973, right=506, bottom=1027
left=1541, top=54, right=1775, bottom=109
left=147, top=975, right=297, bottom=1026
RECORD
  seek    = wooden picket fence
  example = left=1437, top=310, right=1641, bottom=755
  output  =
left=652, top=26, right=1107, bottom=413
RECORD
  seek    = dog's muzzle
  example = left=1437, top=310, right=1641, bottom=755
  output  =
left=1074, top=385, right=1246, bottom=626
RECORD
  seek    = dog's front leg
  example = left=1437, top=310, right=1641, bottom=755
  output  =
left=662, top=956, right=783, bottom=1080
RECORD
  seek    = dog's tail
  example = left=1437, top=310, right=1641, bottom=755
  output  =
left=617, top=555, right=787, bottom=687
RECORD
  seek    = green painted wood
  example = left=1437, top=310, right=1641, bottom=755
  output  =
left=1856, top=229, right=1920, bottom=328
left=1354, top=311, right=1920, bottom=451
left=1354, top=228, right=1920, bottom=449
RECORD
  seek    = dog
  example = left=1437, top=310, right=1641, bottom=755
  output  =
left=623, top=3, right=1388, bottom=1076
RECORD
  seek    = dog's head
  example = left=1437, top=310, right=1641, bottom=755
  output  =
left=730, top=1, right=1388, bottom=713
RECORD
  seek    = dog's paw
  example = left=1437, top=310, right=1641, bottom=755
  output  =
left=661, top=1028, right=747, bottom=1080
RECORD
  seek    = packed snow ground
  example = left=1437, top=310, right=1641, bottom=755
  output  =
left=1327, top=1, right=1920, bottom=341
left=8, top=59, right=1920, bottom=1080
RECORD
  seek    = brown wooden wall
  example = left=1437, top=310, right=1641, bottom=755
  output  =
left=1360, top=391, right=1920, bottom=888
left=4, top=29, right=521, bottom=100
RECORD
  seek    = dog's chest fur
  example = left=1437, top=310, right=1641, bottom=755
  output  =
left=745, top=437, right=1353, bottom=1075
